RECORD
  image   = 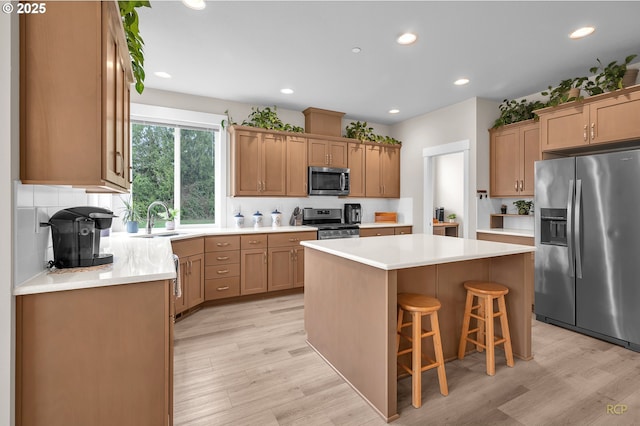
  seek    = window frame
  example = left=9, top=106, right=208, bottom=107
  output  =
left=130, top=103, right=227, bottom=228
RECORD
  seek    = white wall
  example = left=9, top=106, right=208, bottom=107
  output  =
left=1, top=9, right=17, bottom=426
left=434, top=152, right=464, bottom=232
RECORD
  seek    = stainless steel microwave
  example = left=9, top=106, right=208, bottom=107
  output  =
left=308, top=166, right=350, bottom=196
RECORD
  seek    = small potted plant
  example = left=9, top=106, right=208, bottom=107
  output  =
left=585, top=54, right=638, bottom=95
left=447, top=213, right=457, bottom=223
left=120, top=197, right=140, bottom=233
left=492, top=98, right=546, bottom=128
left=541, top=76, right=588, bottom=107
left=159, top=208, right=179, bottom=231
left=513, top=200, right=534, bottom=215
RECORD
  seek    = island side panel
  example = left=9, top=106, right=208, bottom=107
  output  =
left=489, top=252, right=534, bottom=360
left=304, top=248, right=398, bottom=421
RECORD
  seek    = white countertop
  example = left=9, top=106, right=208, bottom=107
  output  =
left=301, top=233, right=535, bottom=271
left=117, top=225, right=319, bottom=241
left=14, top=237, right=177, bottom=296
left=476, top=228, right=534, bottom=238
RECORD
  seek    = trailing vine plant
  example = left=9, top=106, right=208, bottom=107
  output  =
left=345, top=121, right=402, bottom=145
left=119, top=1, right=151, bottom=94
left=492, top=99, right=546, bottom=128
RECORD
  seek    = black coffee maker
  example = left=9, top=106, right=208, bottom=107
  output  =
left=46, top=206, right=116, bottom=268
left=344, top=203, right=362, bottom=224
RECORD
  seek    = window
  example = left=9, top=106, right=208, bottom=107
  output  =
left=130, top=105, right=226, bottom=227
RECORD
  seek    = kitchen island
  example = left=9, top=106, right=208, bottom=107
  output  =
left=301, top=234, right=535, bottom=422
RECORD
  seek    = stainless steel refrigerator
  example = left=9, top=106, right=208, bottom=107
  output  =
left=535, top=149, right=640, bottom=351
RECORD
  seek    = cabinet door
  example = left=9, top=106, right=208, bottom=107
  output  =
left=241, top=249, right=267, bottom=295
left=490, top=127, right=520, bottom=197
left=394, top=226, right=412, bottom=235
left=329, top=141, right=348, bottom=167
left=262, top=133, right=286, bottom=195
left=186, top=253, right=205, bottom=309
left=308, top=138, right=329, bottom=166
left=268, top=247, right=294, bottom=291
left=348, top=143, right=366, bottom=197
left=233, top=130, right=261, bottom=195
left=381, top=146, right=400, bottom=198
left=293, top=248, right=305, bottom=288
left=590, top=90, right=640, bottom=145
left=175, top=256, right=188, bottom=314
left=520, top=123, right=540, bottom=196
left=539, top=105, right=589, bottom=152
left=365, top=145, right=383, bottom=197
left=286, top=135, right=308, bottom=196
left=360, top=227, right=395, bottom=237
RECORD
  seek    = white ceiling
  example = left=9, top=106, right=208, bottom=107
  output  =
left=138, top=1, right=640, bottom=125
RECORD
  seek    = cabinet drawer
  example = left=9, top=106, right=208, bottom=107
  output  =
left=394, top=226, right=412, bottom=235
left=205, top=277, right=240, bottom=300
left=205, top=263, right=240, bottom=279
left=205, top=235, right=240, bottom=252
left=241, top=234, right=268, bottom=249
left=205, top=251, right=240, bottom=266
left=360, top=227, right=395, bottom=237
left=268, top=231, right=316, bottom=248
left=172, top=237, right=204, bottom=258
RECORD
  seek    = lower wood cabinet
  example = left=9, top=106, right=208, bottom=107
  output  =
left=204, top=235, right=241, bottom=300
left=267, top=231, right=316, bottom=291
left=16, top=281, right=173, bottom=426
left=241, top=248, right=268, bottom=295
left=172, top=238, right=204, bottom=314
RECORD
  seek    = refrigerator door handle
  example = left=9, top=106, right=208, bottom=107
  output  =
left=575, top=179, right=583, bottom=279
left=567, top=179, right=575, bottom=278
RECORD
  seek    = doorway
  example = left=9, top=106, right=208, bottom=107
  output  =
left=423, top=140, right=470, bottom=238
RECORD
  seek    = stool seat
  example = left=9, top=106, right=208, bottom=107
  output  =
left=398, top=293, right=441, bottom=313
left=396, top=293, right=448, bottom=409
left=464, top=281, right=509, bottom=296
left=458, top=281, right=514, bottom=376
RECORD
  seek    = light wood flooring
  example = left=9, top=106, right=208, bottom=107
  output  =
left=173, top=292, right=640, bottom=425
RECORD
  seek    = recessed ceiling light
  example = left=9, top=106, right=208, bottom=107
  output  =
left=389, top=109, right=400, bottom=114
left=569, top=26, right=595, bottom=39
left=351, top=47, right=362, bottom=54
left=454, top=78, right=470, bottom=86
left=280, top=88, right=294, bottom=95
left=154, top=71, right=172, bottom=79
left=181, top=0, right=206, bottom=10
left=397, top=33, right=417, bottom=45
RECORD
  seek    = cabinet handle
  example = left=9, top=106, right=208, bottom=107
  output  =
left=590, top=123, right=595, bottom=140
left=514, top=180, right=518, bottom=191
left=217, top=269, right=229, bottom=274
left=216, top=286, right=230, bottom=291
left=216, top=242, right=229, bottom=247
left=325, top=153, right=329, bottom=165
left=329, top=154, right=333, bottom=164
left=116, top=151, right=123, bottom=176
left=288, top=238, right=298, bottom=242
left=216, top=256, right=230, bottom=261
left=264, top=252, right=267, bottom=263
left=257, top=181, right=261, bottom=191
left=188, top=260, right=192, bottom=275
left=583, top=124, right=588, bottom=141
left=519, top=180, right=524, bottom=191
left=249, top=240, right=259, bottom=244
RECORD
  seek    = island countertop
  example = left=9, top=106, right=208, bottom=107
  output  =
left=301, top=233, right=535, bottom=271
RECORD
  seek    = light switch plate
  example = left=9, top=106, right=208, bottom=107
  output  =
left=35, top=207, right=49, bottom=233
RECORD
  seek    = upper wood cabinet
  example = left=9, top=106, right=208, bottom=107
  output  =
left=308, top=138, right=348, bottom=167
left=20, top=1, right=132, bottom=193
left=286, top=135, right=308, bottom=196
left=538, top=86, right=640, bottom=153
left=365, top=145, right=401, bottom=198
left=347, top=142, right=366, bottom=197
left=230, top=128, right=287, bottom=196
left=490, top=120, right=539, bottom=198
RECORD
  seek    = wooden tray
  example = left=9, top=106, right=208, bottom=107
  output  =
left=374, top=212, right=398, bottom=223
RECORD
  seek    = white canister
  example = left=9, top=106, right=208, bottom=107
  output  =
left=271, top=209, right=282, bottom=227
left=252, top=211, right=263, bottom=227
left=233, top=213, right=244, bottom=228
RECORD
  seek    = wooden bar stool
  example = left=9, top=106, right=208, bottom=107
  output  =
left=457, top=281, right=514, bottom=376
left=396, top=293, right=448, bottom=408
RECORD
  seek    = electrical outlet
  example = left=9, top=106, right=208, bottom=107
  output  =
left=35, top=208, right=49, bottom=233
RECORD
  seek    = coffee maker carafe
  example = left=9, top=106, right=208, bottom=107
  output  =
left=46, top=206, right=116, bottom=268
left=344, top=203, right=362, bottom=224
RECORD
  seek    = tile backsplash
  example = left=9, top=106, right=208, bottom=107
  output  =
left=14, top=181, right=113, bottom=285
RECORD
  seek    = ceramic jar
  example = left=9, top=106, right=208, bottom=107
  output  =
left=252, top=211, right=263, bottom=227
left=271, top=209, right=282, bottom=228
left=233, top=213, right=244, bottom=228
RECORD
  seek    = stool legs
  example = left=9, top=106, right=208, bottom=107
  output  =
left=397, top=307, right=448, bottom=409
left=458, top=291, right=514, bottom=376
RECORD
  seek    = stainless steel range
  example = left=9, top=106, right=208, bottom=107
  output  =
left=302, top=208, right=359, bottom=240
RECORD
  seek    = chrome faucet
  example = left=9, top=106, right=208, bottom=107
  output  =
left=146, top=201, right=170, bottom=234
